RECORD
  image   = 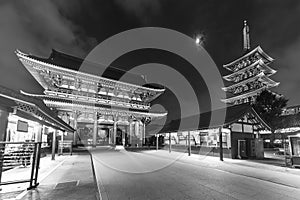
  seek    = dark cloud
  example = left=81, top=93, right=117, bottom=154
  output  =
left=0, top=0, right=97, bottom=93
left=1, top=0, right=300, bottom=109
left=245, top=1, right=300, bottom=106
left=114, top=0, right=161, bottom=24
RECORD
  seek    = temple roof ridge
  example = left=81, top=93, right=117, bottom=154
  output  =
left=223, top=59, right=277, bottom=81
left=222, top=72, right=266, bottom=91
left=259, top=75, right=280, bottom=86
left=223, top=46, right=274, bottom=70
left=49, top=49, right=131, bottom=75
left=221, top=87, right=267, bottom=103
left=159, top=104, right=271, bottom=132
left=16, top=50, right=165, bottom=93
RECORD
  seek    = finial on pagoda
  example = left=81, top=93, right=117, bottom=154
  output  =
left=243, top=20, right=250, bottom=52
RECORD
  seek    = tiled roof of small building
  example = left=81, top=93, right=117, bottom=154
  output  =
left=0, top=85, right=74, bottom=132
left=159, top=103, right=270, bottom=133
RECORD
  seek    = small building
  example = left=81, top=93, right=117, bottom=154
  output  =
left=160, top=104, right=271, bottom=159
left=0, top=85, right=74, bottom=173
left=281, top=105, right=300, bottom=116
left=0, top=85, right=74, bottom=144
left=289, top=134, right=300, bottom=166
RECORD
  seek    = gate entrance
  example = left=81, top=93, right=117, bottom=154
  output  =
left=115, top=128, right=128, bottom=146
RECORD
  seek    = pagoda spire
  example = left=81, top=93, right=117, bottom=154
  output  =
left=243, top=20, right=250, bottom=52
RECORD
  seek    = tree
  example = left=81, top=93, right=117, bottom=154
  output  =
left=253, top=90, right=288, bottom=146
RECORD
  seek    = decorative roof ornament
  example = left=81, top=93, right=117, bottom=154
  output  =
left=243, top=20, right=251, bottom=53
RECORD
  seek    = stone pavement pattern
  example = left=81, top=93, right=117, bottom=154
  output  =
left=91, top=147, right=300, bottom=200
left=2, top=147, right=300, bottom=200
left=20, top=150, right=97, bottom=200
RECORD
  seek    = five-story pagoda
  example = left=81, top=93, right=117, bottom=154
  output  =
left=16, top=49, right=167, bottom=147
left=221, top=21, right=279, bottom=105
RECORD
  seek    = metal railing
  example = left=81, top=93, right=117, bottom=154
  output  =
left=0, top=142, right=42, bottom=189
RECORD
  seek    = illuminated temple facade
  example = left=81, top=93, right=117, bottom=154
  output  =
left=221, top=21, right=279, bottom=105
left=16, top=49, right=167, bottom=147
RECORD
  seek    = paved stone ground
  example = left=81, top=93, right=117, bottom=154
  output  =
left=19, top=150, right=97, bottom=200
left=2, top=147, right=300, bottom=200
left=0, top=153, right=70, bottom=199
left=91, top=147, right=300, bottom=200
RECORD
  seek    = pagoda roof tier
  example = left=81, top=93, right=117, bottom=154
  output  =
left=222, top=72, right=279, bottom=92
left=259, top=76, right=280, bottom=87
left=223, top=46, right=274, bottom=72
left=42, top=98, right=167, bottom=119
left=223, top=59, right=277, bottom=82
left=21, top=90, right=151, bottom=111
left=16, top=50, right=165, bottom=102
left=221, top=86, right=275, bottom=104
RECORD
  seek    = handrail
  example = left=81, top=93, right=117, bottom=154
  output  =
left=0, top=141, right=42, bottom=145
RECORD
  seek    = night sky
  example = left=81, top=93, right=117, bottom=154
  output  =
left=1, top=0, right=300, bottom=125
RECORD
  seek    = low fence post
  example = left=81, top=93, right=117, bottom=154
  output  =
left=34, top=142, right=42, bottom=187
left=0, top=143, right=5, bottom=188
left=29, top=143, right=37, bottom=189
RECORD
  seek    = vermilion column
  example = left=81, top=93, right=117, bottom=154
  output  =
left=37, top=125, right=43, bottom=143
left=142, top=122, right=146, bottom=146
left=135, top=121, right=140, bottom=147
left=93, top=112, right=97, bottom=147
left=0, top=108, right=9, bottom=184
left=113, top=121, right=117, bottom=145
left=51, top=130, right=57, bottom=160
left=0, top=108, right=9, bottom=142
left=73, top=112, right=78, bottom=145
left=129, top=121, right=133, bottom=145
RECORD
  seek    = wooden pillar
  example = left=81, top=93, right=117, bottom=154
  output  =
left=122, top=129, right=125, bottom=147
left=156, top=134, right=159, bottom=151
left=129, top=122, right=133, bottom=145
left=113, top=121, right=117, bottom=145
left=169, top=132, right=171, bottom=153
left=51, top=130, right=57, bottom=160
left=188, top=131, right=191, bottom=156
left=135, top=121, right=139, bottom=147
left=219, top=126, right=223, bottom=161
left=0, top=109, right=9, bottom=142
left=108, top=128, right=111, bottom=144
left=0, top=108, right=9, bottom=185
left=58, top=131, right=64, bottom=155
left=93, top=112, right=97, bottom=147
left=185, top=135, right=187, bottom=147
left=73, top=112, right=78, bottom=145
left=143, top=122, right=146, bottom=146
left=37, top=125, right=43, bottom=143
left=140, top=122, right=143, bottom=147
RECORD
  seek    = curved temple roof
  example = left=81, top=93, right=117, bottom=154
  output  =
left=223, top=46, right=274, bottom=71
left=160, top=104, right=270, bottom=133
left=15, top=50, right=165, bottom=94
left=223, top=59, right=277, bottom=82
left=222, top=72, right=279, bottom=92
left=0, top=85, right=74, bottom=132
